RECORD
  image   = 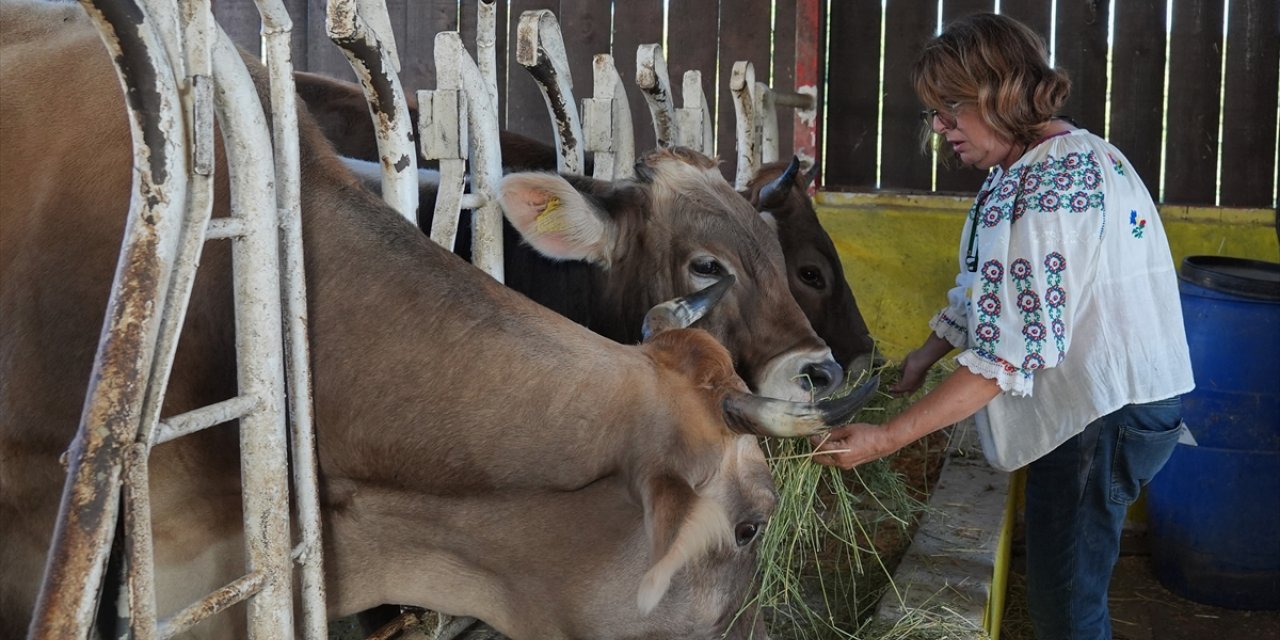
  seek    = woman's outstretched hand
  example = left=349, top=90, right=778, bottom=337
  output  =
left=809, top=423, right=904, bottom=469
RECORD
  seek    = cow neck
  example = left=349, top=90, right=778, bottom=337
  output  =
left=295, top=151, right=661, bottom=491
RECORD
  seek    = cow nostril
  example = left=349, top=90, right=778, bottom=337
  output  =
left=801, top=362, right=839, bottom=394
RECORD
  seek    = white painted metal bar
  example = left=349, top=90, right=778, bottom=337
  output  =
left=636, top=43, right=677, bottom=148
left=210, top=27, right=296, bottom=639
left=255, top=1, right=327, bottom=635
left=156, top=570, right=270, bottom=639
left=582, top=54, right=636, bottom=181
left=29, top=2, right=189, bottom=636
left=326, top=0, right=418, bottom=222
left=731, top=60, right=761, bottom=189
left=420, top=87, right=467, bottom=252
left=756, top=81, right=780, bottom=164
left=675, top=70, right=714, bottom=155
left=206, top=216, right=250, bottom=239
left=477, top=0, right=499, bottom=110
left=154, top=395, right=260, bottom=445
left=428, top=31, right=505, bottom=281
left=516, top=10, right=584, bottom=175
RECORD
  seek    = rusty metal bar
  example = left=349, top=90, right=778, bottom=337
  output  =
left=326, top=0, right=418, bottom=222
left=516, top=10, right=584, bottom=175
left=122, top=442, right=158, bottom=640
left=155, top=570, right=269, bottom=639
left=636, top=43, right=676, bottom=148
left=772, top=88, right=815, bottom=110
left=675, top=70, right=714, bottom=155
left=583, top=54, right=636, bottom=181
left=154, top=395, right=260, bottom=445
left=29, top=2, right=189, bottom=636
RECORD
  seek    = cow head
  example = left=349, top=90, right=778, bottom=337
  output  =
left=745, top=158, right=878, bottom=377
left=498, top=147, right=845, bottom=402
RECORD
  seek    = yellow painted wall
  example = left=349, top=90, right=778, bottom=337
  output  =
left=817, top=192, right=1280, bottom=361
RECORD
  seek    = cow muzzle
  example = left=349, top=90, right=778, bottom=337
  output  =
left=755, top=348, right=845, bottom=402
left=720, top=374, right=880, bottom=437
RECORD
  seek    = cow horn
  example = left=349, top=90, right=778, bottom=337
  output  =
left=641, top=275, right=736, bottom=341
left=721, top=374, right=880, bottom=437
left=758, top=156, right=801, bottom=210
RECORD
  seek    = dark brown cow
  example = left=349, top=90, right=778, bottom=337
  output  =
left=743, top=159, right=877, bottom=373
left=295, top=72, right=874, bottom=399
left=0, top=2, right=877, bottom=638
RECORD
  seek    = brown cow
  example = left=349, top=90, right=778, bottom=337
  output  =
left=295, top=72, right=872, bottom=400
left=0, top=2, right=876, bottom=638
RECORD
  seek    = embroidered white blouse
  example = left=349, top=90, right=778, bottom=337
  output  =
left=929, top=129, right=1195, bottom=471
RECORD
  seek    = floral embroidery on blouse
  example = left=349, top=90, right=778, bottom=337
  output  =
left=1129, top=210, right=1147, bottom=238
left=1108, top=151, right=1126, bottom=176
left=1010, top=258, right=1046, bottom=372
left=1044, top=252, right=1068, bottom=361
left=983, top=152, right=1105, bottom=225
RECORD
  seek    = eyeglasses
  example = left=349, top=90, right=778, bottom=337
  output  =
left=919, top=102, right=962, bottom=129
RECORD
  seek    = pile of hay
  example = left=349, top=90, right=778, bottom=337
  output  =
left=749, top=359, right=965, bottom=639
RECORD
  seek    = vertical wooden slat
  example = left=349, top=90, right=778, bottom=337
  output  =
left=281, top=0, right=310, bottom=71
left=504, top=0, right=560, bottom=146
left=715, top=0, right=775, bottom=181
left=823, top=0, right=881, bottom=189
left=1054, top=0, right=1110, bottom=134
left=1001, top=0, right=1052, bottom=47
left=772, top=0, right=797, bottom=158
left=1219, top=0, right=1279, bottom=207
left=1108, top=0, right=1166, bottom=199
left=613, top=0, right=667, bottom=155
left=935, top=0, right=996, bottom=194
left=403, top=1, right=459, bottom=93
left=667, top=0, right=721, bottom=153
left=1164, top=0, right=1225, bottom=205
left=559, top=0, right=613, bottom=114
left=214, top=0, right=267, bottom=54
left=879, top=0, right=936, bottom=190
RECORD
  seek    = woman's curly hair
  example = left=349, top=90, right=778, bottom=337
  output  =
left=913, top=13, right=1071, bottom=152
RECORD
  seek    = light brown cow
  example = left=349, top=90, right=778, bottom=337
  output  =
left=0, top=2, right=875, bottom=638
left=296, top=71, right=852, bottom=402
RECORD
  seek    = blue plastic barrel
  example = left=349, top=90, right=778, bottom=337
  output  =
left=1146, top=256, right=1280, bottom=610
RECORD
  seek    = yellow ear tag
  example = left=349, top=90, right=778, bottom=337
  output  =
left=534, top=196, right=568, bottom=234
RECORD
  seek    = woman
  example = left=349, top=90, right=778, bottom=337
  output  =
left=812, top=13, right=1194, bottom=640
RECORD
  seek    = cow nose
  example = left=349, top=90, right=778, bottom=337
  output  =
left=800, top=360, right=843, bottom=396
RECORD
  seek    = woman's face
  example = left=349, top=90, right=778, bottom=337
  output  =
left=929, top=104, right=1019, bottom=170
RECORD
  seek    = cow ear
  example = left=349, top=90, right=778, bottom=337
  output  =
left=498, top=173, right=617, bottom=265
left=637, top=474, right=732, bottom=614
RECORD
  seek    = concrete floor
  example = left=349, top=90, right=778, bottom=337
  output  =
left=1000, top=529, right=1280, bottom=640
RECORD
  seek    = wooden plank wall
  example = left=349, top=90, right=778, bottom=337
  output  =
left=213, top=0, right=1277, bottom=208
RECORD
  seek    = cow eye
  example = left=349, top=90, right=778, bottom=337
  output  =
left=691, top=258, right=725, bottom=278
left=799, top=266, right=826, bottom=289
left=734, top=521, right=762, bottom=547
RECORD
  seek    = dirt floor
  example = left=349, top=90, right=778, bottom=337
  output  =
left=1000, top=528, right=1280, bottom=640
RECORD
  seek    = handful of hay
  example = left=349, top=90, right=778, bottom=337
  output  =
left=747, top=357, right=958, bottom=639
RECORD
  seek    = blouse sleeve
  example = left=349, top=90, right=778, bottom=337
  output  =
left=929, top=271, right=972, bottom=348
left=954, top=150, right=1105, bottom=396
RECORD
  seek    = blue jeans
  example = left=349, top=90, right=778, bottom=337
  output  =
left=1024, top=397, right=1184, bottom=640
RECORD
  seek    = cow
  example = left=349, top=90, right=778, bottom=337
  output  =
left=0, top=2, right=879, bottom=638
left=294, top=71, right=877, bottom=398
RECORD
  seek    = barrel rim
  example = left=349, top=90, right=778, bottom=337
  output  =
left=1180, top=256, right=1280, bottom=301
